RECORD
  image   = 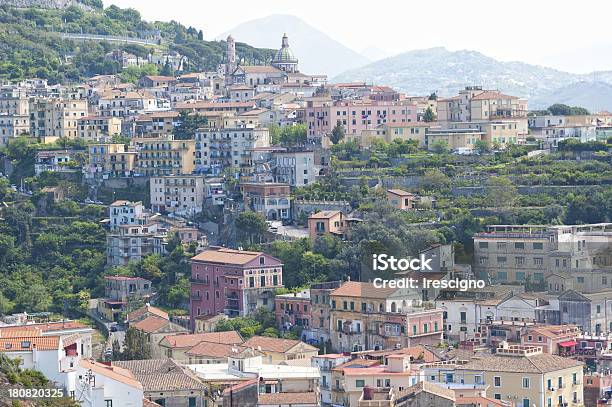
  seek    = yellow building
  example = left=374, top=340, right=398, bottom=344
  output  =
left=29, top=97, right=89, bottom=142
left=242, top=336, right=319, bottom=364
left=87, top=143, right=137, bottom=178
left=134, top=136, right=196, bottom=176
left=78, top=116, right=122, bottom=142
left=384, top=122, right=435, bottom=147
left=426, top=128, right=484, bottom=152
left=455, top=345, right=584, bottom=407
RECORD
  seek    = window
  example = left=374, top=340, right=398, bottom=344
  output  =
left=475, top=375, right=483, bottom=384
left=494, top=376, right=501, bottom=387
left=547, top=378, right=552, bottom=390
left=577, top=276, right=585, bottom=283
left=515, top=242, right=525, bottom=249
left=355, top=379, right=365, bottom=388
left=105, top=401, right=113, bottom=407
left=479, top=242, right=488, bottom=249
left=522, top=377, right=530, bottom=388
left=494, top=394, right=501, bottom=400
left=533, top=242, right=543, bottom=250
left=572, top=372, right=577, bottom=385
left=522, top=399, right=530, bottom=407
left=460, top=312, right=467, bottom=324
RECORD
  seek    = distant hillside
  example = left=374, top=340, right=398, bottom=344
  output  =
left=333, top=47, right=612, bottom=110
left=217, top=14, right=370, bottom=77
left=0, top=3, right=275, bottom=83
left=531, top=81, right=612, bottom=112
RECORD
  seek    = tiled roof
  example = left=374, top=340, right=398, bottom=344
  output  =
left=143, top=399, right=162, bottom=407
left=457, top=353, right=583, bottom=374
left=0, top=336, right=60, bottom=352
left=161, top=331, right=243, bottom=349
left=190, top=248, right=263, bottom=265
left=127, top=305, right=169, bottom=322
left=402, top=381, right=455, bottom=401
left=186, top=342, right=246, bottom=358
left=132, top=316, right=170, bottom=334
left=80, top=359, right=142, bottom=390
left=113, top=359, right=204, bottom=392
left=258, top=392, right=318, bottom=405
left=330, top=281, right=397, bottom=299
left=308, top=210, right=341, bottom=219
left=456, top=396, right=507, bottom=407
left=387, top=188, right=413, bottom=196
left=242, top=336, right=316, bottom=354
left=142, top=75, right=176, bottom=82
left=237, top=65, right=282, bottom=74
left=471, top=91, right=518, bottom=100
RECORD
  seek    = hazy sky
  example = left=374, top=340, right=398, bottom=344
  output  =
left=103, top=0, right=612, bottom=74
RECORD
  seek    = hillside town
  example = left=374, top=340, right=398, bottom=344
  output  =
left=0, top=7, right=611, bottom=407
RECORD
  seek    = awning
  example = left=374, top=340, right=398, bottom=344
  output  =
left=559, top=340, right=577, bottom=347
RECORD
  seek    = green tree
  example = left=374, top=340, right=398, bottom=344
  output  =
left=474, top=139, right=489, bottom=154
left=430, top=140, right=449, bottom=154
left=330, top=124, right=345, bottom=145
left=174, top=111, right=208, bottom=140
left=235, top=211, right=268, bottom=245
left=121, top=327, right=151, bottom=360
left=423, top=106, right=436, bottom=122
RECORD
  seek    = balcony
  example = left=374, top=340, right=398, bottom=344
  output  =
left=190, top=277, right=210, bottom=285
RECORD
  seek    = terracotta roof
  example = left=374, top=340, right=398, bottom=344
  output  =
left=456, top=396, right=507, bottom=407
left=0, top=326, right=42, bottom=337
left=308, top=210, right=341, bottom=219
left=80, top=359, right=143, bottom=390
left=186, top=342, right=247, bottom=358
left=237, top=65, right=281, bottom=74
left=142, top=75, right=176, bottom=82
left=113, top=359, right=204, bottom=392
left=258, top=392, right=318, bottom=405
left=0, top=336, right=60, bottom=352
left=190, top=248, right=263, bottom=265
left=401, top=381, right=455, bottom=401
left=471, top=91, right=518, bottom=100
left=34, top=321, right=90, bottom=332
left=242, top=336, right=316, bottom=354
left=331, top=281, right=397, bottom=299
left=387, top=188, right=413, bottom=196
left=457, top=353, right=583, bottom=374
left=132, top=315, right=170, bottom=334
left=128, top=305, right=169, bottom=322
left=161, top=331, right=243, bottom=349
left=175, top=101, right=255, bottom=110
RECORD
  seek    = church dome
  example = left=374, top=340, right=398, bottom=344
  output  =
left=273, top=33, right=298, bottom=64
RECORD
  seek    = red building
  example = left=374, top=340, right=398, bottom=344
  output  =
left=189, top=247, right=283, bottom=329
left=275, top=290, right=312, bottom=332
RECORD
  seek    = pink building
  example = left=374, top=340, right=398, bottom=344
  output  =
left=189, top=247, right=283, bottom=328
left=275, top=290, right=312, bottom=331
left=304, top=98, right=419, bottom=140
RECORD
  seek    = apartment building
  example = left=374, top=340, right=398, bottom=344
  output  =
left=437, top=87, right=528, bottom=125
left=97, top=90, right=157, bottom=117
left=333, top=355, right=421, bottom=407
left=106, top=222, right=161, bottom=266
left=34, top=149, right=77, bottom=175
left=189, top=247, right=284, bottom=326
left=435, top=285, right=517, bottom=341
left=454, top=344, right=584, bottom=407
left=275, top=289, right=312, bottom=331
left=195, top=124, right=270, bottom=173
left=241, top=182, right=291, bottom=220
left=273, top=149, right=316, bottom=186
left=0, top=114, right=29, bottom=146
left=29, top=97, right=88, bottom=142
left=134, top=137, right=196, bottom=176
left=425, top=128, right=485, bottom=152
left=304, top=281, right=343, bottom=346
left=304, top=97, right=419, bottom=141
left=312, top=353, right=353, bottom=406
left=383, top=122, right=434, bottom=147
left=448, top=120, right=524, bottom=146
left=134, top=110, right=180, bottom=137
left=108, top=200, right=147, bottom=231
left=97, top=276, right=153, bottom=322
left=77, top=116, right=122, bottom=142
left=86, top=143, right=137, bottom=178
left=558, top=290, right=612, bottom=334
left=150, top=175, right=205, bottom=215
left=520, top=325, right=581, bottom=355
left=474, top=224, right=612, bottom=284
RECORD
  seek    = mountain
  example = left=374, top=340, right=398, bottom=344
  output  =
left=0, top=2, right=274, bottom=83
left=531, top=81, right=612, bottom=113
left=217, top=14, right=370, bottom=77
left=333, top=47, right=612, bottom=110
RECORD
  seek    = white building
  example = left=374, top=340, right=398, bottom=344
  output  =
left=150, top=175, right=205, bottom=216
left=109, top=200, right=147, bottom=231
left=273, top=150, right=317, bottom=187
left=311, top=354, right=351, bottom=405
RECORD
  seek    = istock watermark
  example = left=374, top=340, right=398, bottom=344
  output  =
left=372, top=253, right=433, bottom=272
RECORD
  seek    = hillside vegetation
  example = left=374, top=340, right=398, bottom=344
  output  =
left=0, top=2, right=275, bottom=83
